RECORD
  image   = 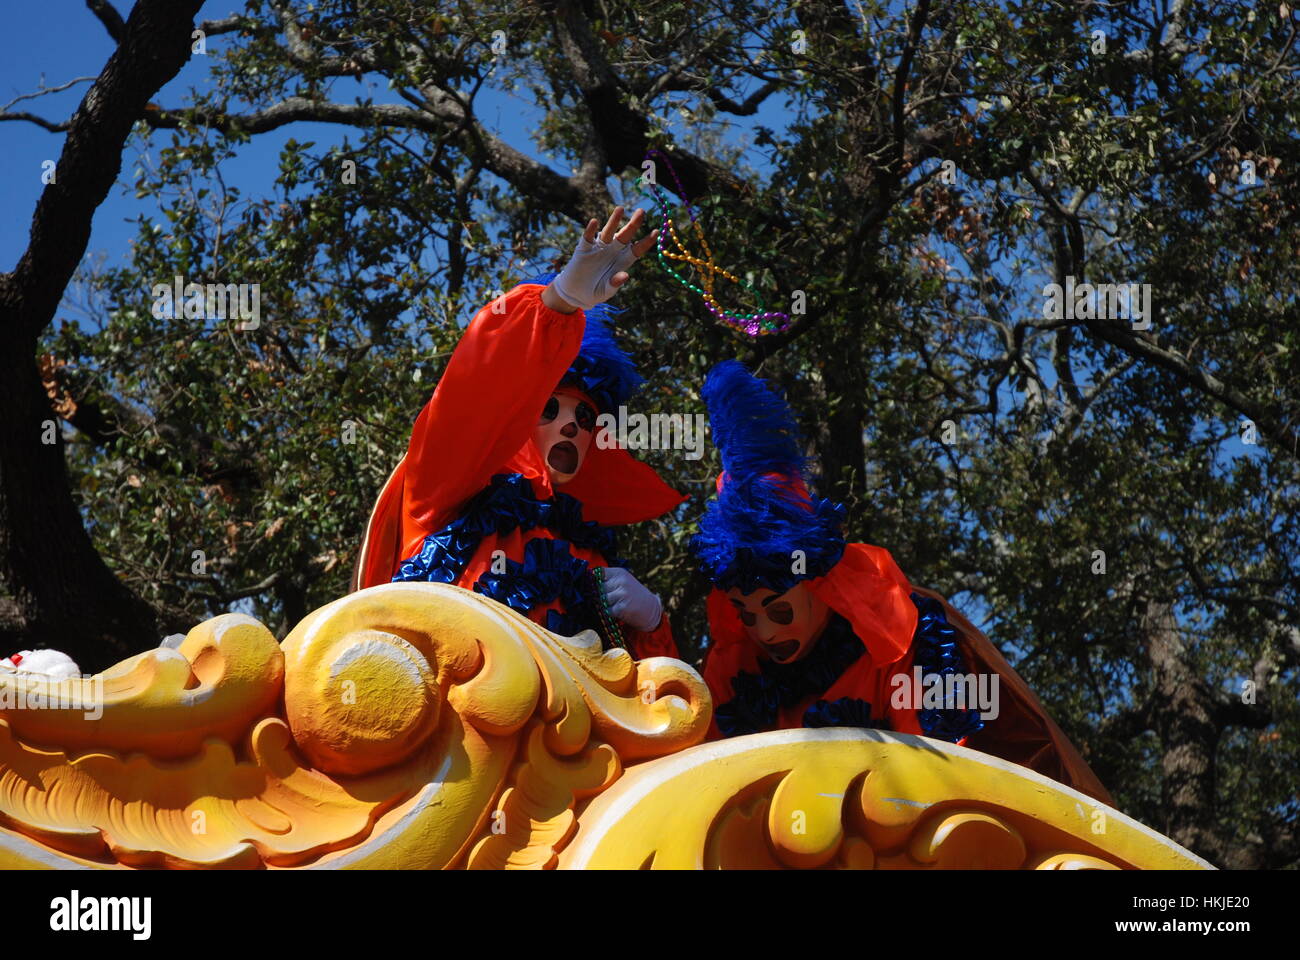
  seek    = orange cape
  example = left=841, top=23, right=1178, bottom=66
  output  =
left=352, top=440, right=685, bottom=592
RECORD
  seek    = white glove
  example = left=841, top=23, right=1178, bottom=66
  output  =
left=600, top=567, right=663, bottom=633
left=549, top=231, right=639, bottom=311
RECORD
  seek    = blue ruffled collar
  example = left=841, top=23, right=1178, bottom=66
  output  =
left=713, top=592, right=987, bottom=742
left=714, top=612, right=864, bottom=737
left=393, top=473, right=621, bottom=585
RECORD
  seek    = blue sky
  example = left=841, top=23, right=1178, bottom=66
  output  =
left=2, top=6, right=189, bottom=272
left=2, top=5, right=794, bottom=279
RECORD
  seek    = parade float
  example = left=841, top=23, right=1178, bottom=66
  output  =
left=0, top=581, right=1210, bottom=870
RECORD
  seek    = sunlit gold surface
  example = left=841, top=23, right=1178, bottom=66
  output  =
left=0, top=584, right=1207, bottom=870
left=560, top=728, right=1213, bottom=870
left=0, top=583, right=710, bottom=868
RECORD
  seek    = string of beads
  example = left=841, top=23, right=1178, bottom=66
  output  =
left=636, top=147, right=794, bottom=337
left=588, top=566, right=627, bottom=650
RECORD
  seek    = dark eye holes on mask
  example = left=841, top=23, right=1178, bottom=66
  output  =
left=734, top=601, right=795, bottom=627
left=540, top=396, right=596, bottom=432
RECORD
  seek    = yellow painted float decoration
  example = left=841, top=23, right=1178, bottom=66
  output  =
left=0, top=583, right=1210, bottom=869
left=562, top=728, right=1212, bottom=870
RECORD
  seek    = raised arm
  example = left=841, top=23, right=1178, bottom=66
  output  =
left=401, top=283, right=582, bottom=538
left=401, top=206, right=658, bottom=542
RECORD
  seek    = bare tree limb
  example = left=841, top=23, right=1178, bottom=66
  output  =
left=85, top=0, right=126, bottom=43
left=1082, top=317, right=1297, bottom=458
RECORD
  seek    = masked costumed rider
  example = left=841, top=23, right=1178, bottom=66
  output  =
left=352, top=207, right=685, bottom=660
left=691, top=361, right=1112, bottom=803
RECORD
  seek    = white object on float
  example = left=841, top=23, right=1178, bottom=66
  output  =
left=1, top=649, right=82, bottom=680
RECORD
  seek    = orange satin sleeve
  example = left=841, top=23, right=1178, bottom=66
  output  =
left=399, top=283, right=584, bottom=562
left=625, top=614, right=680, bottom=661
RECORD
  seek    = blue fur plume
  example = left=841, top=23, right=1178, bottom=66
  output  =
left=691, top=361, right=846, bottom=593
left=519, top=271, right=643, bottom=412
left=703, top=360, right=807, bottom=481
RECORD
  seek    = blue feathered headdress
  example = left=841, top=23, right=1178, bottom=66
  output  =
left=691, top=361, right=846, bottom=594
left=519, top=271, right=643, bottom=412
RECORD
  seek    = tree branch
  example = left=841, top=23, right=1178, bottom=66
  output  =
left=892, top=0, right=932, bottom=172
left=1, top=0, right=205, bottom=339
left=704, top=80, right=780, bottom=115
left=85, top=0, right=126, bottom=44
left=1082, top=317, right=1297, bottom=458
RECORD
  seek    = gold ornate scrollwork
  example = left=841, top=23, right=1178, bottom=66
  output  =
left=0, top=583, right=711, bottom=869
left=559, top=728, right=1213, bottom=870
left=0, top=585, right=1208, bottom=870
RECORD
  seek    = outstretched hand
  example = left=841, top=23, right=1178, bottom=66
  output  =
left=600, top=566, right=664, bottom=633
left=543, top=206, right=659, bottom=313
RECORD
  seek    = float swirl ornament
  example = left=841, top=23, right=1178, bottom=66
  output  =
left=0, top=583, right=1207, bottom=870
left=0, top=582, right=710, bottom=869
left=560, top=728, right=1214, bottom=870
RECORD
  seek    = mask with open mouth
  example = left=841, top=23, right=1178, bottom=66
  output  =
left=535, top=388, right=597, bottom=484
left=725, top=582, right=832, bottom=664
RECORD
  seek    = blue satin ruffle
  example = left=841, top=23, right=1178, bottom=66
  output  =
left=393, top=473, right=620, bottom=586
left=714, top=669, right=782, bottom=738
left=803, top=696, right=886, bottom=729
left=473, top=537, right=591, bottom=635
left=909, top=592, right=985, bottom=743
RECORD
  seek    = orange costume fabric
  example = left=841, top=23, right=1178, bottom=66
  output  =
left=352, top=282, right=685, bottom=660
left=702, top=542, right=1113, bottom=805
